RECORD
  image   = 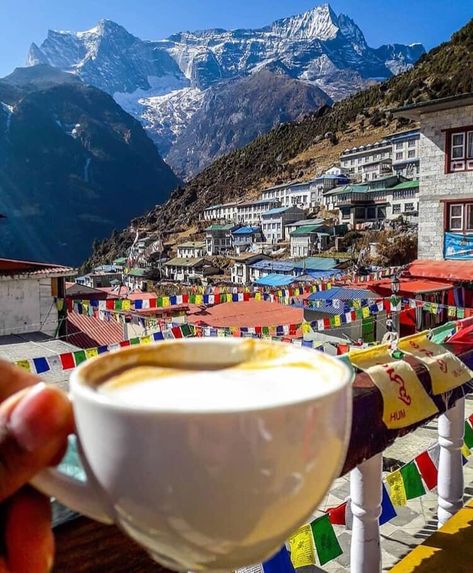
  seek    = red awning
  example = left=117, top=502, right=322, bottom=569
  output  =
left=407, top=260, right=473, bottom=282
left=367, top=278, right=453, bottom=296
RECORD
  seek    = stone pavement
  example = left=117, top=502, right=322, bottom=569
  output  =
left=308, top=394, right=473, bottom=572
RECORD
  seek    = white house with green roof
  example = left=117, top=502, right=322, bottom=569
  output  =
left=163, top=257, right=219, bottom=284
left=290, top=224, right=332, bottom=258
left=205, top=223, right=239, bottom=256
left=176, top=241, right=205, bottom=259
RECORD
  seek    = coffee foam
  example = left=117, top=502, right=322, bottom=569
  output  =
left=96, top=349, right=341, bottom=412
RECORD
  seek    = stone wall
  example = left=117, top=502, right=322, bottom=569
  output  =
left=418, top=106, right=473, bottom=260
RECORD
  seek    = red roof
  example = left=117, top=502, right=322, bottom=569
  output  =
left=187, top=300, right=303, bottom=328
left=366, top=278, right=453, bottom=296
left=0, top=257, right=75, bottom=277
left=407, top=260, right=473, bottom=282
left=66, top=312, right=123, bottom=348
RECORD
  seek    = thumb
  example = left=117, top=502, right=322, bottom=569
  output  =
left=0, top=383, right=74, bottom=501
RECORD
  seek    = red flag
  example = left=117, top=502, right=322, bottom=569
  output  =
left=255, top=326, right=262, bottom=336
left=326, top=501, right=347, bottom=526
left=214, top=294, right=220, bottom=304
left=149, top=298, right=157, bottom=308
left=182, top=294, right=189, bottom=304
left=60, top=353, right=75, bottom=370
left=469, top=413, right=473, bottom=426
left=172, top=326, right=183, bottom=339
left=106, top=300, right=114, bottom=310
left=289, top=324, right=297, bottom=335
left=351, top=310, right=357, bottom=321
left=323, top=318, right=331, bottom=329
left=120, top=341, right=130, bottom=348
left=415, top=451, right=438, bottom=490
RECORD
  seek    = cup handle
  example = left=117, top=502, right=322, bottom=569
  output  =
left=30, top=438, right=114, bottom=525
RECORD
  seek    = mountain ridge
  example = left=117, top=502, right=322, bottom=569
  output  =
left=26, top=4, right=424, bottom=176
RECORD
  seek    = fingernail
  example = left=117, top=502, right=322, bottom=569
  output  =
left=8, top=383, right=70, bottom=452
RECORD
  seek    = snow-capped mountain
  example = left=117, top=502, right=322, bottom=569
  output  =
left=27, top=4, right=424, bottom=175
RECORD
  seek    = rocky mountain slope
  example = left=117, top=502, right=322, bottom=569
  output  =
left=85, top=17, right=473, bottom=269
left=166, top=69, right=332, bottom=177
left=0, top=65, right=179, bottom=266
left=27, top=4, right=424, bottom=176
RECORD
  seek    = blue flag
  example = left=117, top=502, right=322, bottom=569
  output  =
left=380, top=483, right=397, bottom=525
left=263, top=546, right=295, bottom=573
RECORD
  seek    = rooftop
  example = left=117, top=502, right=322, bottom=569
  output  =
left=0, top=257, right=75, bottom=278
left=237, top=199, right=279, bottom=207
left=205, top=223, right=237, bottom=232
left=289, top=218, right=325, bottom=227
left=232, top=226, right=261, bottom=235
left=177, top=241, right=205, bottom=249
left=164, top=257, right=205, bottom=267
left=127, top=268, right=149, bottom=277
left=293, top=257, right=339, bottom=271
left=406, top=259, right=473, bottom=282
left=308, top=286, right=378, bottom=302
left=263, top=206, right=301, bottom=216
left=393, top=92, right=473, bottom=119
left=253, top=273, right=301, bottom=287
left=249, top=260, right=295, bottom=272
left=204, top=201, right=240, bottom=210
left=187, top=300, right=303, bottom=328
left=66, top=312, right=123, bottom=349
left=290, top=224, right=325, bottom=236
left=385, top=179, right=420, bottom=191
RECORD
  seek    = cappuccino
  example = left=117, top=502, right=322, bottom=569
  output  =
left=97, top=344, right=339, bottom=411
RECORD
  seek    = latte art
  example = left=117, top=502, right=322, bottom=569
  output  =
left=97, top=348, right=340, bottom=412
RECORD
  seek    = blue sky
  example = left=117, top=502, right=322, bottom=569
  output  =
left=0, top=0, right=471, bottom=77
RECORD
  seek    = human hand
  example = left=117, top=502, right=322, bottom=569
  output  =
left=0, top=360, right=74, bottom=572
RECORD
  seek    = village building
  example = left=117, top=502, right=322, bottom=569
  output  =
left=123, top=268, right=150, bottom=291
left=205, top=223, right=239, bottom=256
left=75, top=265, right=122, bottom=289
left=0, top=257, right=75, bottom=337
left=202, top=202, right=239, bottom=222
left=231, top=226, right=263, bottom=254
left=261, top=206, right=305, bottom=243
left=284, top=218, right=325, bottom=240
left=235, top=199, right=280, bottom=226
left=393, top=93, right=473, bottom=260
left=290, top=224, right=332, bottom=257
left=176, top=241, right=205, bottom=259
left=390, top=129, right=421, bottom=179
left=323, top=175, right=418, bottom=227
left=230, top=253, right=270, bottom=285
left=163, top=257, right=219, bottom=284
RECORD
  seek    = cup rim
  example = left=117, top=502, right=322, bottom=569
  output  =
left=70, top=338, right=354, bottom=414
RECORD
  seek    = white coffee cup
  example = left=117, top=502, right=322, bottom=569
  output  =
left=32, top=338, right=353, bottom=572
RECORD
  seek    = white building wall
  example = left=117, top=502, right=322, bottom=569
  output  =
left=0, top=277, right=58, bottom=337
left=417, top=106, right=473, bottom=260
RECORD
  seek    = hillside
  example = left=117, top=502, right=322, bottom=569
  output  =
left=0, top=65, right=179, bottom=265
left=86, top=19, right=473, bottom=268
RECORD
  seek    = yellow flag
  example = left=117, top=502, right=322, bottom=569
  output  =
left=288, top=525, right=316, bottom=568
left=302, top=322, right=311, bottom=334
left=333, top=315, right=341, bottom=327
left=55, top=298, right=65, bottom=311
left=85, top=348, right=98, bottom=359
left=16, top=360, right=31, bottom=372
left=195, top=294, right=203, bottom=305
left=386, top=470, right=407, bottom=506
left=462, top=443, right=471, bottom=458
left=122, top=299, right=131, bottom=311
left=162, top=296, right=170, bottom=307
left=362, top=306, right=370, bottom=318
left=349, top=345, right=438, bottom=429
left=255, top=292, right=262, bottom=301
left=398, top=331, right=473, bottom=395
left=140, top=335, right=152, bottom=345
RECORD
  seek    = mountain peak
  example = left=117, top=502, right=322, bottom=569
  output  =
left=270, top=3, right=339, bottom=40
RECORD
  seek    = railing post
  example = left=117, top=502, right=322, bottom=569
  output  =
left=350, top=453, right=382, bottom=573
left=437, top=396, right=465, bottom=527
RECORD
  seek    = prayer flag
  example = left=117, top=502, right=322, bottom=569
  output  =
left=262, top=546, right=295, bottom=573
left=311, top=514, right=343, bottom=566
left=415, top=451, right=438, bottom=490
left=326, top=501, right=347, bottom=526
left=400, top=461, right=425, bottom=499
left=97, top=345, right=108, bottom=354
left=288, top=525, right=316, bottom=568
left=461, top=443, right=471, bottom=458
left=85, top=348, right=99, bottom=359
left=122, top=299, right=131, bottom=311
left=60, top=353, right=75, bottom=370
left=16, top=360, right=31, bottom=372
left=33, top=357, right=50, bottom=374
left=153, top=332, right=164, bottom=341
left=73, top=350, right=87, bottom=366
left=386, top=470, right=407, bottom=506
left=172, top=326, right=183, bottom=339
left=129, top=338, right=140, bottom=345
left=380, top=483, right=397, bottom=525
left=140, top=335, right=152, bottom=345
left=120, top=341, right=130, bottom=348
left=464, top=421, right=473, bottom=449
left=428, top=444, right=440, bottom=469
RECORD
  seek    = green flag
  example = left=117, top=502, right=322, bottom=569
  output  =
left=464, top=422, right=473, bottom=449
left=311, top=514, right=343, bottom=566
left=73, top=350, right=87, bottom=366
left=262, top=326, right=269, bottom=336
left=157, top=297, right=163, bottom=307
left=130, top=337, right=140, bottom=345
left=181, top=324, right=191, bottom=337
left=400, top=461, right=425, bottom=499
left=190, top=294, right=196, bottom=304
left=457, top=307, right=465, bottom=319
left=115, top=299, right=122, bottom=311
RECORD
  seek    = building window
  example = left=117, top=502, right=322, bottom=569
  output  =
left=395, top=152, right=403, bottom=160
left=367, top=206, right=377, bottom=219
left=446, top=129, right=473, bottom=172
left=354, top=207, right=366, bottom=220
left=377, top=206, right=386, bottom=219
left=404, top=203, right=415, bottom=212
left=392, top=204, right=401, bottom=214
left=408, top=139, right=416, bottom=148
left=407, top=150, right=416, bottom=158
left=396, top=142, right=403, bottom=150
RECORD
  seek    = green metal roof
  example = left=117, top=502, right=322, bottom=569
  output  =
left=290, top=224, right=324, bottom=236
left=385, top=180, right=419, bottom=191
left=325, top=184, right=368, bottom=196
left=113, top=257, right=127, bottom=265
left=127, top=268, right=148, bottom=277
left=177, top=241, right=205, bottom=248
